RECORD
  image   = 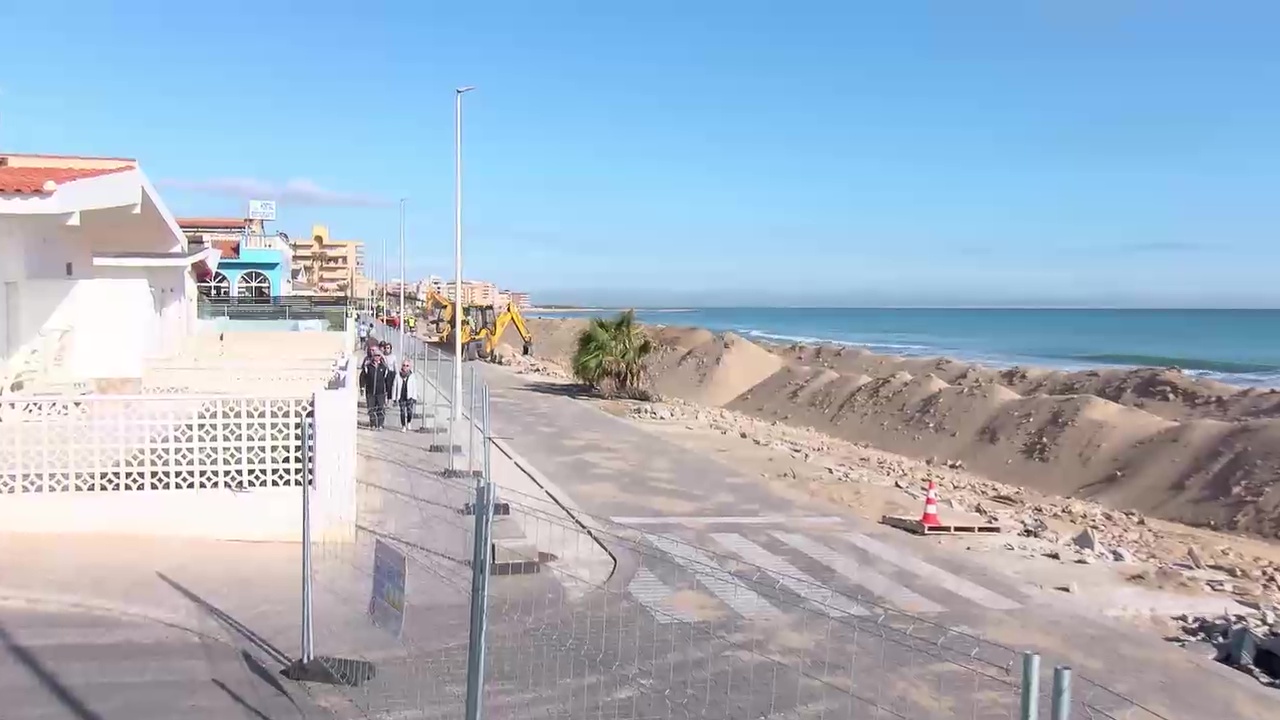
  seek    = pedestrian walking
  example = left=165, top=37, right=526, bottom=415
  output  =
left=359, top=348, right=394, bottom=430
left=391, top=359, right=420, bottom=432
left=379, top=340, right=397, bottom=371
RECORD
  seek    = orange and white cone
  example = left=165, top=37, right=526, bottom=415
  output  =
left=920, top=480, right=942, bottom=527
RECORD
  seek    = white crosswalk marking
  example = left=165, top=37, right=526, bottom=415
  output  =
left=709, top=533, right=869, bottom=617
left=840, top=531, right=1022, bottom=610
left=626, top=567, right=701, bottom=624
left=771, top=531, right=945, bottom=614
left=646, top=534, right=782, bottom=621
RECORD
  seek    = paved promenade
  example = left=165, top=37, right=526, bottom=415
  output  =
left=478, top=364, right=1278, bottom=720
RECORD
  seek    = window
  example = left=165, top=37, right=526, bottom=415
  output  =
left=237, top=270, right=272, bottom=298
left=198, top=271, right=231, bottom=298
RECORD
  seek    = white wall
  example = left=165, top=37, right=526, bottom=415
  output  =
left=69, top=279, right=156, bottom=378
left=4, top=278, right=156, bottom=382
left=95, top=266, right=189, bottom=358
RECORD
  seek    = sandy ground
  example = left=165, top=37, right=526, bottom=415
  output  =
left=496, top=317, right=1280, bottom=622
left=513, top=317, right=1280, bottom=538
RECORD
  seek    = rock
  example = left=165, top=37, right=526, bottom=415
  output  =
left=1054, top=582, right=1078, bottom=594
left=1112, top=547, right=1136, bottom=563
left=1206, top=579, right=1235, bottom=593
left=1072, top=528, right=1100, bottom=551
left=1020, top=516, right=1049, bottom=539
left=1188, top=546, right=1208, bottom=570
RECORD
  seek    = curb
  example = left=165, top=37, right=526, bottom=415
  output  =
left=491, top=437, right=618, bottom=584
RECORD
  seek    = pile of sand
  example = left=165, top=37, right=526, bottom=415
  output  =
left=513, top=317, right=1280, bottom=538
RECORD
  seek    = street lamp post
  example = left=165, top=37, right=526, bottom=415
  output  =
left=453, top=86, right=475, bottom=419
left=398, top=198, right=406, bottom=342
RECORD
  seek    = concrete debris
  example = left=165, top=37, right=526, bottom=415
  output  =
left=1170, top=611, right=1280, bottom=687
left=531, top=370, right=1280, bottom=614
left=1072, top=528, right=1100, bottom=551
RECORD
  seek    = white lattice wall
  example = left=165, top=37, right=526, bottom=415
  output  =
left=0, top=355, right=359, bottom=540
left=0, top=395, right=312, bottom=494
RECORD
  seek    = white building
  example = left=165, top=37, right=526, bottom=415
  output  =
left=0, top=153, right=221, bottom=393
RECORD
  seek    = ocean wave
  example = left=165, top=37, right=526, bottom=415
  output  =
left=1071, top=353, right=1280, bottom=376
left=739, top=329, right=932, bottom=352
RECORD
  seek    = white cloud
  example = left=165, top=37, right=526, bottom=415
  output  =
left=159, top=177, right=391, bottom=208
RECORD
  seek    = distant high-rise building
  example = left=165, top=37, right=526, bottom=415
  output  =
left=290, top=225, right=369, bottom=297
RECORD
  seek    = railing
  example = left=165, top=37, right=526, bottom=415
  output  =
left=241, top=233, right=293, bottom=254
left=1, top=324, right=78, bottom=395
left=199, top=295, right=351, bottom=330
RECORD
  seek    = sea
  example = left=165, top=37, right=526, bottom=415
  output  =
left=529, top=308, right=1280, bottom=388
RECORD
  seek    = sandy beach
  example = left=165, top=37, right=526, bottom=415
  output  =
left=510, top=316, right=1280, bottom=539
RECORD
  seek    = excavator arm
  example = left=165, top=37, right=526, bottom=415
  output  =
left=485, top=302, right=533, bottom=357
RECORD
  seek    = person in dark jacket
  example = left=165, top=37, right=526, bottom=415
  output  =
left=359, top=349, right=395, bottom=430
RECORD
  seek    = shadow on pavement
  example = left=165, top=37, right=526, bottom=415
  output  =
left=210, top=678, right=273, bottom=720
left=515, top=380, right=596, bottom=398
left=0, top=622, right=103, bottom=720
left=156, top=572, right=293, bottom=670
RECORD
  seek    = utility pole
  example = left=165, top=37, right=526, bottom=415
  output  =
left=398, top=198, right=406, bottom=339
left=453, top=86, right=475, bottom=418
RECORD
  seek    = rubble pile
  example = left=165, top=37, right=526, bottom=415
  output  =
left=624, top=396, right=1280, bottom=607
left=494, top=349, right=571, bottom=379
left=1170, top=610, right=1280, bottom=687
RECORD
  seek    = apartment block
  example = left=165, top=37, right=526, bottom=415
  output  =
left=428, top=277, right=501, bottom=307
left=291, top=225, right=368, bottom=297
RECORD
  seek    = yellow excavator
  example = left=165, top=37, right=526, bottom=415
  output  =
left=419, top=287, right=459, bottom=341
left=438, top=300, right=534, bottom=361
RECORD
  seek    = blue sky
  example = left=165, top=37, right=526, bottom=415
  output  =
left=3, top=2, right=1279, bottom=307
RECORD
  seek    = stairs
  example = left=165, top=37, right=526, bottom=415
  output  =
left=2, top=326, right=86, bottom=397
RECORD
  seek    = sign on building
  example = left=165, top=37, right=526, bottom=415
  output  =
left=368, top=539, right=407, bottom=637
left=248, top=199, right=277, bottom=221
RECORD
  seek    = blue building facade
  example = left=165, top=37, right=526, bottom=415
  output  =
left=181, top=218, right=294, bottom=299
left=215, top=243, right=290, bottom=298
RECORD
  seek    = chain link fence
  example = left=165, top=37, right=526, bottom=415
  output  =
left=293, top=318, right=1170, bottom=720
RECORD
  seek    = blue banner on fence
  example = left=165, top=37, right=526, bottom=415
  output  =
left=368, top=539, right=407, bottom=637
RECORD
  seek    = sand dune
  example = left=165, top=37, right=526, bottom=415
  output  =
left=515, top=317, right=1280, bottom=537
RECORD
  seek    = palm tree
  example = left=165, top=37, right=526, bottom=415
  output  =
left=571, top=310, right=654, bottom=397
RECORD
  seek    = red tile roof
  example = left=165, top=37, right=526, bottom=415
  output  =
left=0, top=165, right=133, bottom=194
left=176, top=217, right=247, bottom=230
left=1, top=152, right=137, bottom=162
left=212, top=239, right=240, bottom=259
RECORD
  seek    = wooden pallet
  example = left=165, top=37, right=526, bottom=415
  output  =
left=881, top=515, right=1003, bottom=535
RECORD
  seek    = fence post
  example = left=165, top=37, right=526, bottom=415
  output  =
left=464, top=478, right=494, bottom=720
left=431, top=348, right=442, bottom=447
left=447, top=365, right=459, bottom=472
left=1051, top=665, right=1072, bottom=720
left=467, top=366, right=478, bottom=477
left=300, top=412, right=314, bottom=664
left=1019, top=652, right=1040, bottom=720
left=482, top=384, right=491, bottom=482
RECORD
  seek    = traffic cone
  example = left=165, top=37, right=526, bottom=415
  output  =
left=919, top=480, right=942, bottom=526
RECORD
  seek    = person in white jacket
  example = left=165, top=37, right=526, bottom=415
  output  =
left=390, top=359, right=420, bottom=431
